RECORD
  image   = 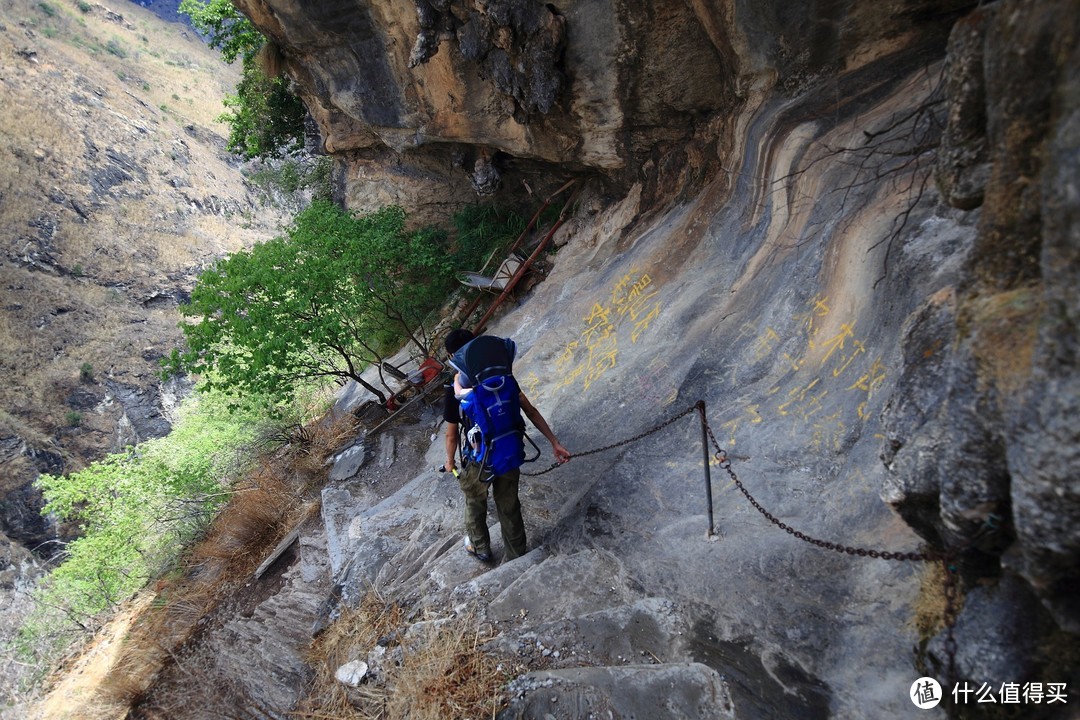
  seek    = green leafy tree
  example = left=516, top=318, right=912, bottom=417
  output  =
left=34, top=390, right=263, bottom=621
left=224, top=63, right=307, bottom=158
left=179, top=0, right=262, bottom=63
left=165, top=201, right=454, bottom=405
left=180, top=0, right=306, bottom=158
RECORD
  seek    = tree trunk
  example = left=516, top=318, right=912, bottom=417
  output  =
left=352, top=374, right=387, bottom=404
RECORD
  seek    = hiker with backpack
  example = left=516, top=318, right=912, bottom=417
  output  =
left=442, top=328, right=572, bottom=563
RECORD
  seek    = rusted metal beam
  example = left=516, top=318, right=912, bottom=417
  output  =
left=473, top=182, right=581, bottom=333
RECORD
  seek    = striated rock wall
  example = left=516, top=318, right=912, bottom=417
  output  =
left=882, top=0, right=1080, bottom=660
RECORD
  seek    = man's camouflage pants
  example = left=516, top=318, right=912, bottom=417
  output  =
left=456, top=462, right=526, bottom=560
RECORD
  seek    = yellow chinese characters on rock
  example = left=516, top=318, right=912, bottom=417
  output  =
left=553, top=268, right=664, bottom=394
left=719, top=295, right=889, bottom=450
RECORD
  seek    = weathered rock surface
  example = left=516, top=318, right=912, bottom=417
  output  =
left=241, top=0, right=980, bottom=219
left=129, top=519, right=334, bottom=718
left=884, top=0, right=1080, bottom=645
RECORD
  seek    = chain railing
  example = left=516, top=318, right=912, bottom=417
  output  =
left=522, top=403, right=700, bottom=476
left=523, top=398, right=963, bottom=682
left=527, top=400, right=935, bottom=559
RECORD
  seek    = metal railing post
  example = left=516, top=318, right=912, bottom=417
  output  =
left=697, top=400, right=715, bottom=538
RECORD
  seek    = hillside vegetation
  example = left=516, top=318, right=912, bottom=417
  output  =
left=0, top=0, right=296, bottom=706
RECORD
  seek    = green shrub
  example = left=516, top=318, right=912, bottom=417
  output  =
left=64, top=411, right=82, bottom=427
left=307, top=157, right=333, bottom=201
left=181, top=0, right=306, bottom=159
left=451, top=204, right=527, bottom=271
left=219, top=65, right=306, bottom=158
left=34, top=390, right=265, bottom=622
left=79, top=362, right=94, bottom=383
left=247, top=156, right=332, bottom=201
left=105, top=38, right=126, bottom=58
left=12, top=390, right=268, bottom=684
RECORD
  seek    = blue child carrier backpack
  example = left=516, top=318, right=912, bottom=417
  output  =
left=449, top=335, right=539, bottom=481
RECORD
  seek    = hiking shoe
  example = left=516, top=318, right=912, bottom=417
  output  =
left=463, top=536, right=492, bottom=562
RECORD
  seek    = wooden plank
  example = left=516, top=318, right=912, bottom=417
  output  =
left=254, top=524, right=302, bottom=580
left=255, top=501, right=326, bottom=580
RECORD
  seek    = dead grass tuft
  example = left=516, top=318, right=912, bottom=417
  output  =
left=382, top=611, right=513, bottom=720
left=257, top=40, right=286, bottom=78
left=188, top=465, right=295, bottom=570
left=295, top=592, right=405, bottom=719
left=913, top=560, right=953, bottom=641
left=276, top=410, right=364, bottom=477
left=296, top=595, right=520, bottom=720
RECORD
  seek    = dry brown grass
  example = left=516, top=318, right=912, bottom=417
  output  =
left=292, top=411, right=364, bottom=475
left=296, top=595, right=521, bottom=720
left=380, top=611, right=516, bottom=720
left=13, top=0, right=238, bottom=131
left=912, top=560, right=966, bottom=643
left=260, top=402, right=365, bottom=484
left=187, top=465, right=299, bottom=571
left=295, top=592, right=405, bottom=720
left=32, top=592, right=156, bottom=720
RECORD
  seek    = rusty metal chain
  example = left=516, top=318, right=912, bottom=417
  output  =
left=699, top=403, right=961, bottom=684
left=531, top=400, right=932, bottom=563
left=706, top=406, right=965, bottom=686
left=527, top=398, right=962, bottom=671
left=700, top=414, right=932, bottom=562
left=521, top=404, right=700, bottom=476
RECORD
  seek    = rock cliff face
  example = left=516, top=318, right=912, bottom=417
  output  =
left=880, top=0, right=1080, bottom=668
left=236, top=0, right=970, bottom=221
left=126, top=0, right=1077, bottom=717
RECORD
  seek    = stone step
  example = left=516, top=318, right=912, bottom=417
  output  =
left=502, top=662, right=736, bottom=720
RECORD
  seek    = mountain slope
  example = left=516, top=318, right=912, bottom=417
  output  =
left=0, top=1, right=291, bottom=704
left=0, top=0, right=286, bottom=548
